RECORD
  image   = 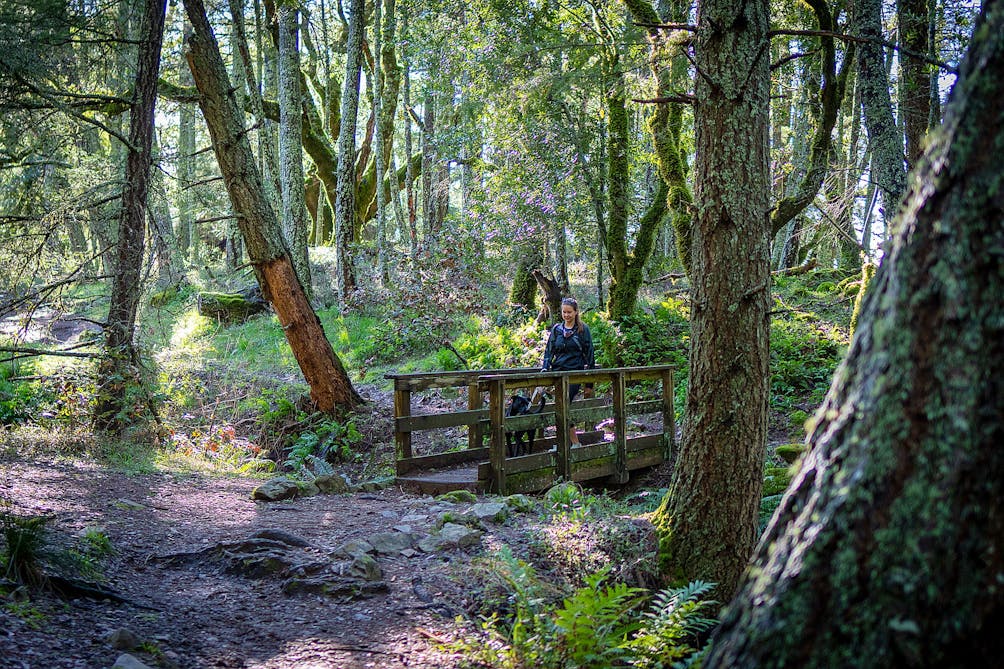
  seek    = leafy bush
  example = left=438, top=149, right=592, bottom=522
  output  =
left=626, top=580, right=718, bottom=668
left=284, top=417, right=362, bottom=471
left=770, top=317, right=847, bottom=411
left=1, top=505, right=49, bottom=586
left=0, top=362, right=49, bottom=426
left=586, top=299, right=689, bottom=369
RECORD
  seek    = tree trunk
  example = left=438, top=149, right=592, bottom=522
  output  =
left=372, top=0, right=389, bottom=285
left=898, top=0, right=931, bottom=170
left=277, top=3, right=311, bottom=295
left=182, top=0, right=362, bottom=411
left=510, top=243, right=544, bottom=314
left=707, top=4, right=1004, bottom=663
left=95, top=0, right=168, bottom=431
left=854, top=0, right=907, bottom=216
left=333, top=0, right=365, bottom=300
left=653, top=0, right=771, bottom=600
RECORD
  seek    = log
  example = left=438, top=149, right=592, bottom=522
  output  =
left=196, top=287, right=267, bottom=324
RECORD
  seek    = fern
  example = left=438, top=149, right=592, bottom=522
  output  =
left=626, top=581, right=718, bottom=668
left=1, top=506, right=50, bottom=587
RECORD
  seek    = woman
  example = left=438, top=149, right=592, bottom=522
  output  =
left=541, top=297, right=596, bottom=444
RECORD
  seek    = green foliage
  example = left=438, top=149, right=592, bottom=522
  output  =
left=1, top=505, right=49, bottom=587
left=625, top=581, right=718, bottom=668
left=283, top=417, right=362, bottom=471
left=2, top=600, right=47, bottom=630
left=762, top=466, right=794, bottom=497
left=759, top=494, right=784, bottom=533
left=587, top=299, right=689, bottom=369
left=0, top=362, right=50, bottom=426
left=775, top=443, right=806, bottom=465
left=544, top=482, right=591, bottom=518
left=452, top=549, right=715, bottom=669
left=770, top=317, right=847, bottom=412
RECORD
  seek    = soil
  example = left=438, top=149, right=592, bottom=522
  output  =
left=0, top=460, right=477, bottom=669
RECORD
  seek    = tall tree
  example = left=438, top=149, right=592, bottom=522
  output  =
left=333, top=0, right=365, bottom=300
left=182, top=0, right=362, bottom=411
left=706, top=2, right=1004, bottom=662
left=277, top=1, right=311, bottom=294
left=94, top=0, right=168, bottom=431
left=653, top=0, right=771, bottom=599
left=899, top=0, right=932, bottom=169
left=854, top=0, right=907, bottom=215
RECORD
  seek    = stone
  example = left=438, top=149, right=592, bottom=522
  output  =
left=334, top=540, right=374, bottom=558
left=110, top=654, right=154, bottom=669
left=106, top=628, right=142, bottom=651
left=250, top=529, right=310, bottom=547
left=470, top=502, right=508, bottom=523
left=418, top=523, right=482, bottom=552
left=401, top=513, right=427, bottom=523
left=251, top=478, right=299, bottom=502
left=435, top=490, right=477, bottom=504
left=282, top=576, right=388, bottom=599
left=297, top=480, right=320, bottom=498
left=349, top=555, right=382, bottom=581
left=435, top=509, right=478, bottom=528
left=313, top=474, right=350, bottom=494
left=504, top=494, right=535, bottom=513
left=367, top=532, right=415, bottom=554
left=392, top=525, right=412, bottom=534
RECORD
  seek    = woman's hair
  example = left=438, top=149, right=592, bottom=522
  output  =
left=561, top=297, right=584, bottom=333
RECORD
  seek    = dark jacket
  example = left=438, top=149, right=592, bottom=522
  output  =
left=542, top=322, right=596, bottom=372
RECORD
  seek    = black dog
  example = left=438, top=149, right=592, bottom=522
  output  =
left=505, top=389, right=546, bottom=457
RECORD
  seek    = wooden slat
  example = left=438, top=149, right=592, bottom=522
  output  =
left=555, top=375, right=571, bottom=481
left=662, top=368, right=676, bottom=461
left=626, top=434, right=663, bottom=453
left=612, top=371, right=629, bottom=484
left=397, top=408, right=487, bottom=432
left=503, top=468, right=559, bottom=494
left=626, top=447, right=665, bottom=471
left=395, top=448, right=490, bottom=475
left=468, top=380, right=483, bottom=450
left=488, top=378, right=507, bottom=494
left=504, top=450, right=556, bottom=475
left=570, top=441, right=614, bottom=462
left=388, top=367, right=536, bottom=392
left=571, top=456, right=617, bottom=481
left=394, top=387, right=412, bottom=460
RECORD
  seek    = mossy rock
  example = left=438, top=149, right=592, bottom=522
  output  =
left=775, top=443, right=807, bottom=465
left=763, top=466, right=793, bottom=496
left=815, top=281, right=837, bottom=293
left=789, top=410, right=810, bottom=431
left=197, top=288, right=267, bottom=324
left=150, top=285, right=180, bottom=307
left=504, top=494, right=535, bottom=513
left=436, top=490, right=477, bottom=504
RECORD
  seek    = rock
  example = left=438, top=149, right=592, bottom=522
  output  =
left=282, top=576, right=388, bottom=599
left=251, top=478, right=299, bottom=502
left=334, top=540, right=374, bottom=558
left=418, top=523, right=483, bottom=552
left=392, top=525, right=412, bottom=534
left=313, top=474, right=350, bottom=494
left=504, top=494, right=535, bottom=513
left=349, top=555, right=382, bottom=581
left=401, top=513, right=428, bottom=523
left=106, top=628, right=142, bottom=651
left=435, top=509, right=478, bottom=528
left=223, top=551, right=293, bottom=578
left=249, top=529, right=310, bottom=547
left=400, top=549, right=418, bottom=558
left=110, top=654, right=154, bottom=669
left=351, top=476, right=395, bottom=493
left=367, top=532, right=415, bottom=554
left=470, top=502, right=508, bottom=523
left=297, top=480, right=320, bottom=497
left=435, top=490, right=477, bottom=504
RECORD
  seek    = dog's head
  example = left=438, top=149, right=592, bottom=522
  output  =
left=507, top=394, right=531, bottom=417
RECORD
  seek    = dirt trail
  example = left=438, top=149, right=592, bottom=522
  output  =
left=0, top=460, right=468, bottom=669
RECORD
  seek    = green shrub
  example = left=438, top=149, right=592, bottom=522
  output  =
left=284, top=417, right=362, bottom=471
left=1, top=506, right=49, bottom=587
left=763, top=466, right=793, bottom=496
left=626, top=580, right=718, bottom=668
left=770, top=318, right=846, bottom=411
left=759, top=494, right=785, bottom=533
left=0, top=362, right=49, bottom=426
left=587, top=299, right=689, bottom=370
left=775, top=443, right=806, bottom=465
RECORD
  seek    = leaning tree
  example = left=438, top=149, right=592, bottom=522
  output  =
left=706, top=1, right=1004, bottom=664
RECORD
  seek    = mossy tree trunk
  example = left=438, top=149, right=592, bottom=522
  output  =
left=707, top=4, right=1004, bottom=663
left=898, top=0, right=932, bottom=170
left=183, top=0, right=362, bottom=411
left=652, top=0, right=771, bottom=600
left=94, top=0, right=167, bottom=432
left=510, top=243, right=544, bottom=314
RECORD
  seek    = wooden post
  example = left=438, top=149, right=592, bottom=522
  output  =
left=488, top=377, right=507, bottom=494
left=611, top=370, right=629, bottom=484
left=393, top=381, right=412, bottom=466
left=661, top=367, right=676, bottom=461
left=555, top=374, right=571, bottom=481
left=468, top=379, right=483, bottom=450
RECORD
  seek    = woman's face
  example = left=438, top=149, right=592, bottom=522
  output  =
left=561, top=304, right=577, bottom=325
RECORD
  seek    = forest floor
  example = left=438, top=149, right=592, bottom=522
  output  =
left=0, top=457, right=483, bottom=669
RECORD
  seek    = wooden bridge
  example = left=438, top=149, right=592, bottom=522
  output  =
left=386, top=365, right=677, bottom=495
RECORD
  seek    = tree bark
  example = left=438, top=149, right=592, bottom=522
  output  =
left=654, top=0, right=771, bottom=600
left=854, top=0, right=907, bottom=216
left=899, top=0, right=932, bottom=169
left=333, top=0, right=365, bottom=300
left=182, top=0, right=362, bottom=411
left=707, top=3, right=1004, bottom=663
left=94, top=0, right=167, bottom=431
left=277, top=3, right=311, bottom=295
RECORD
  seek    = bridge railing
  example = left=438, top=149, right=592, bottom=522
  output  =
left=385, top=365, right=677, bottom=493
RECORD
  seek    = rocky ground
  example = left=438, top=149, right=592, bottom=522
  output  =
left=0, top=460, right=517, bottom=669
